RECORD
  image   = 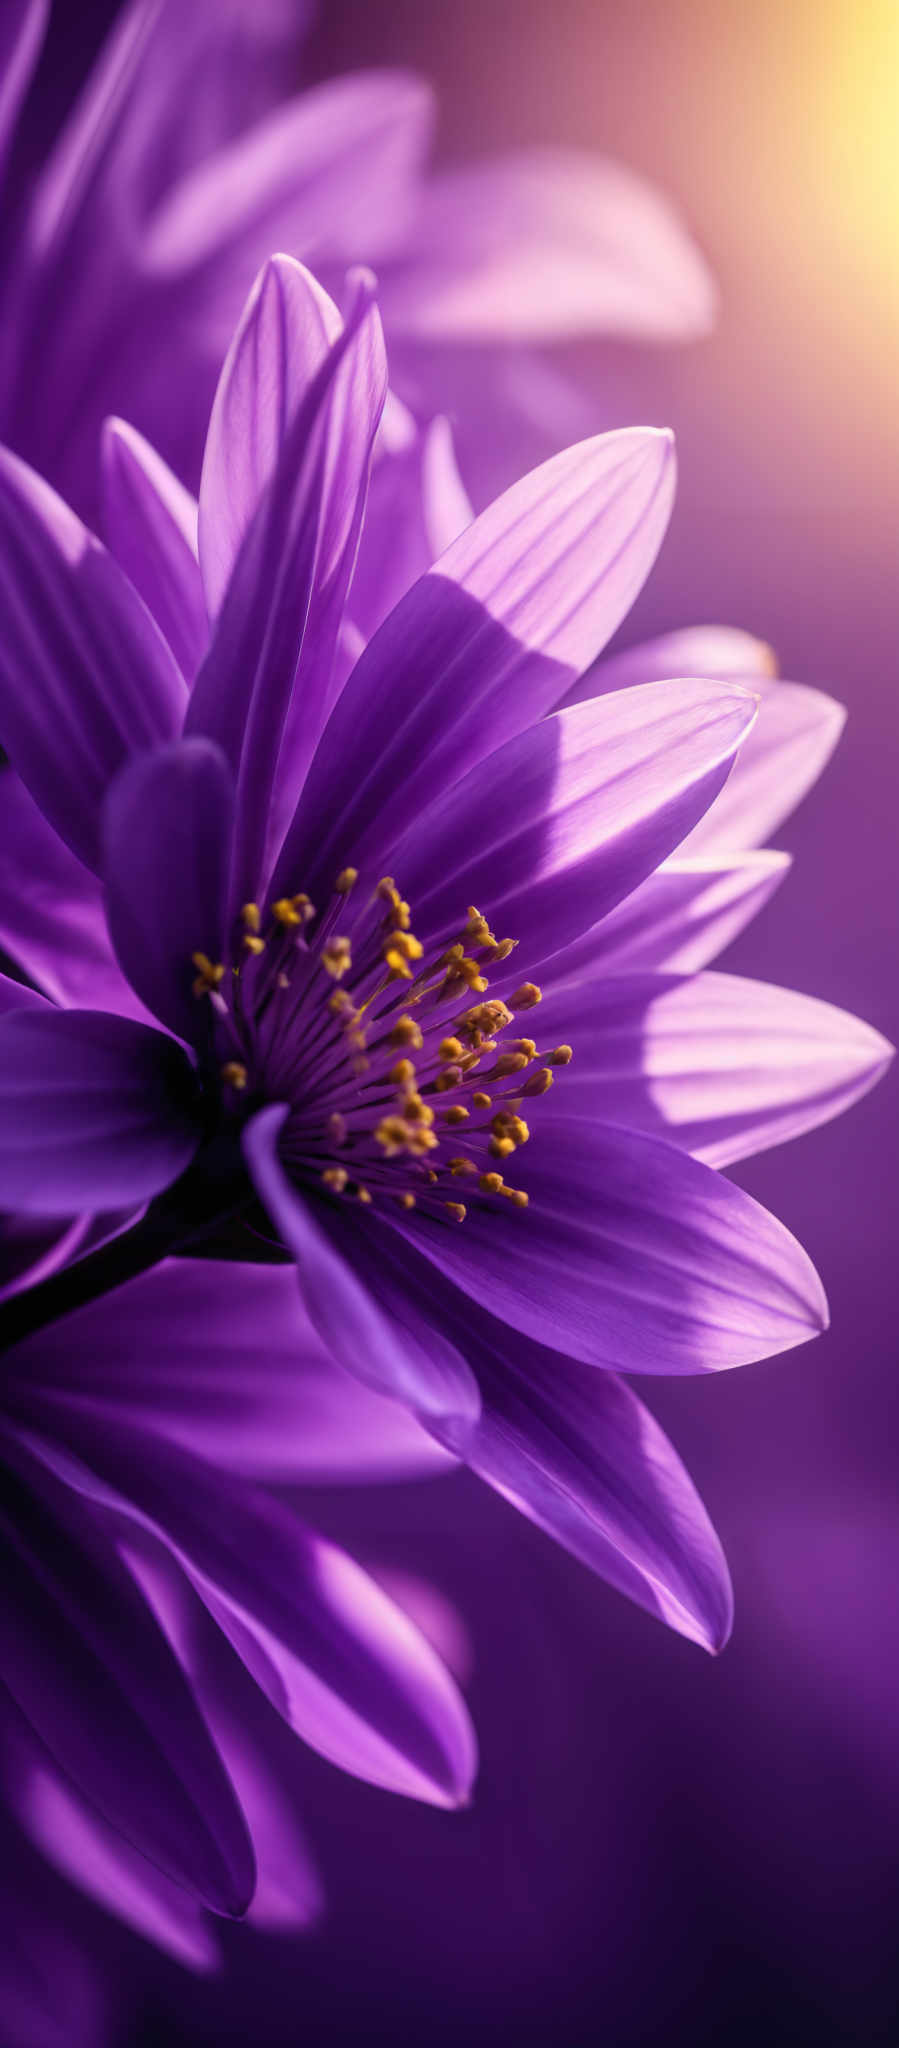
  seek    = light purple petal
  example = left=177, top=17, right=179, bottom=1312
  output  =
left=103, top=739, right=234, bottom=1044
left=348, top=411, right=473, bottom=645
left=567, top=623, right=777, bottom=703
left=0, top=771, right=153, bottom=1020
left=534, top=969, right=894, bottom=1167
left=143, top=71, right=434, bottom=283
left=27, top=1416, right=478, bottom=1812
left=0, top=1007, right=200, bottom=1214
left=244, top=1105, right=480, bottom=1433
left=100, top=416, right=207, bottom=680
left=0, top=1, right=47, bottom=189
left=10, top=1256, right=453, bottom=1482
left=465, top=1344, right=732, bottom=1651
left=188, top=271, right=387, bottom=913
left=381, top=148, right=716, bottom=343
left=390, top=1116, right=827, bottom=1375
left=395, top=679, right=757, bottom=962
left=680, top=678, right=846, bottom=852
left=0, top=1428, right=255, bottom=1913
left=198, top=253, right=341, bottom=618
left=0, top=446, right=185, bottom=871
left=280, top=427, right=676, bottom=894
left=553, top=848, right=792, bottom=976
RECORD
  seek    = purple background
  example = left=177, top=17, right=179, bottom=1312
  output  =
left=32, top=3, right=899, bottom=2041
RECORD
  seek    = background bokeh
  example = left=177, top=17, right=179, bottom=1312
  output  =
left=34, top=2, right=899, bottom=2041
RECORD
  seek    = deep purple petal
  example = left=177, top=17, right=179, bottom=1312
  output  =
left=0, top=1428, right=255, bottom=1913
left=100, top=417, right=207, bottom=680
left=388, top=1116, right=827, bottom=1374
left=382, top=148, right=716, bottom=343
left=24, top=1414, right=478, bottom=1811
left=465, top=1346, right=732, bottom=1650
left=0, top=770, right=154, bottom=1019
left=0, top=447, right=185, bottom=871
left=547, top=847, right=792, bottom=976
left=243, top=1105, right=480, bottom=1432
left=187, top=270, right=387, bottom=913
left=281, top=427, right=676, bottom=895
left=394, top=680, right=757, bottom=961
left=103, top=738, right=234, bottom=1043
left=0, top=1007, right=200, bottom=1214
left=0, top=1, right=47, bottom=189
left=9, top=1256, right=453, bottom=1482
left=533, top=969, right=893, bottom=1167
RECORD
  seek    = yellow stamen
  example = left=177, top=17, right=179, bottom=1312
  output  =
left=220, top=1061, right=247, bottom=1090
left=241, top=902, right=261, bottom=933
left=322, top=936, right=352, bottom=980
left=335, top=868, right=358, bottom=894
left=449, top=1157, right=478, bottom=1176
left=439, top=1037, right=465, bottom=1062
left=472, top=1091, right=492, bottom=1110
left=191, top=951, right=225, bottom=996
left=445, top=1202, right=467, bottom=1223
left=501, top=1186, right=529, bottom=1208
left=523, top=1067, right=553, bottom=1097
left=390, top=1015, right=423, bottom=1049
left=510, top=982, right=542, bottom=1010
left=322, top=1167, right=348, bottom=1193
left=479, top=1171, right=504, bottom=1194
left=243, top=933, right=266, bottom=955
left=549, top=1044, right=573, bottom=1066
left=441, top=1105, right=469, bottom=1126
left=390, top=1058, right=416, bottom=1085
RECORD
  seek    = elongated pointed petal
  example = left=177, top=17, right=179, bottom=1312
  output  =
left=103, top=739, right=234, bottom=1044
left=552, top=848, right=792, bottom=976
left=0, top=1431, right=255, bottom=1914
left=681, top=679, right=846, bottom=851
left=0, top=771, right=153, bottom=1020
left=396, top=680, right=757, bottom=961
left=383, top=148, right=716, bottom=343
left=0, top=1008, right=200, bottom=1214
left=10, top=1257, right=453, bottom=1482
left=101, top=417, right=207, bottom=680
left=198, top=254, right=341, bottom=618
left=566, top=623, right=777, bottom=704
left=188, top=272, right=387, bottom=912
left=26, top=1416, right=478, bottom=1812
left=0, top=447, right=185, bottom=872
left=243, top=1106, right=480, bottom=1433
left=349, top=412, right=473, bottom=645
left=390, top=1116, right=827, bottom=1375
left=534, top=970, right=894, bottom=1166
left=280, top=427, right=676, bottom=895
left=466, top=1344, right=732, bottom=1650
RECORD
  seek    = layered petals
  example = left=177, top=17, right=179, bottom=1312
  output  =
left=680, top=678, right=846, bottom=852
left=0, top=1008, right=200, bottom=1214
left=244, top=1106, right=480, bottom=1434
left=187, top=269, right=387, bottom=911
left=533, top=970, right=894, bottom=1166
left=0, top=1432, right=255, bottom=1913
left=547, top=847, right=792, bottom=976
left=394, top=679, right=757, bottom=962
left=0, top=1, right=46, bottom=190
left=0, top=772, right=152, bottom=1020
left=388, top=1117, right=827, bottom=1374
left=0, top=447, right=185, bottom=871
left=100, top=417, right=207, bottom=681
left=279, top=426, right=676, bottom=893
left=103, top=739, right=234, bottom=1045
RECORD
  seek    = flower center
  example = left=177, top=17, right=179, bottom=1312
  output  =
left=191, top=874, right=572, bottom=1225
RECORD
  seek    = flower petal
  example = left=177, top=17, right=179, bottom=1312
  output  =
left=396, top=680, right=757, bottom=961
left=0, top=1428, right=255, bottom=1914
left=0, top=1, right=47, bottom=190
left=567, top=623, right=777, bottom=703
left=382, top=148, right=716, bottom=342
left=9, top=1256, right=453, bottom=1483
left=0, top=770, right=153, bottom=1020
left=198, top=253, right=341, bottom=619
left=550, top=847, right=792, bottom=976
left=389, top=1116, right=827, bottom=1374
left=187, top=270, right=387, bottom=913
left=100, top=416, right=207, bottom=680
left=24, top=1415, right=478, bottom=1812
left=243, top=1105, right=480, bottom=1434
left=0, top=447, right=185, bottom=871
left=103, top=738, right=234, bottom=1044
left=0, top=1007, right=200, bottom=1214
left=348, top=412, right=473, bottom=644
left=680, top=679, right=846, bottom=852
left=465, top=1341, right=732, bottom=1650
left=533, top=969, right=893, bottom=1167
left=280, top=427, right=676, bottom=894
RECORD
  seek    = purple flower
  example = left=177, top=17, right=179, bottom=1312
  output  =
left=0, top=254, right=889, bottom=1668
left=0, top=0, right=714, bottom=517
